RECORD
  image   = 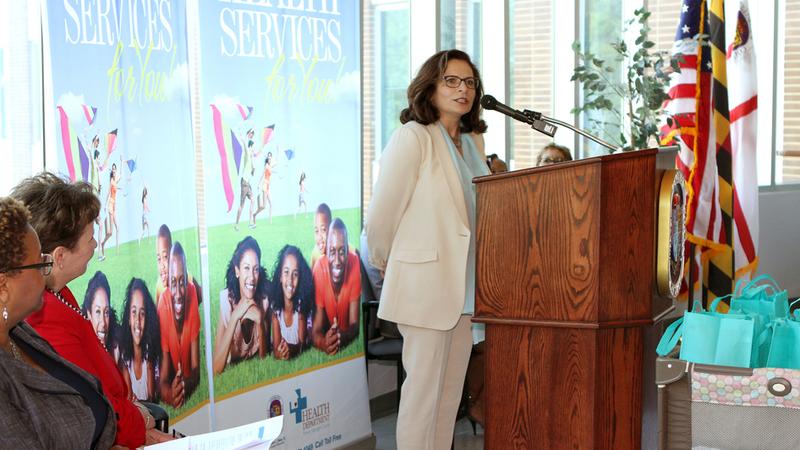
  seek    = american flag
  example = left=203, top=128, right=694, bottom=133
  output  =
left=661, top=0, right=720, bottom=302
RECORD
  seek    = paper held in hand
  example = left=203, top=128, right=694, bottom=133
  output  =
left=144, top=415, right=283, bottom=450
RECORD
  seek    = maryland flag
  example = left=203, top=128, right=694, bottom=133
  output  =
left=660, top=0, right=758, bottom=307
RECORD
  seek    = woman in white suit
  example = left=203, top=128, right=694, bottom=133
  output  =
left=366, top=49, right=489, bottom=450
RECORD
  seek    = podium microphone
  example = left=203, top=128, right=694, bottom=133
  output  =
left=481, top=94, right=620, bottom=152
left=480, top=95, right=557, bottom=137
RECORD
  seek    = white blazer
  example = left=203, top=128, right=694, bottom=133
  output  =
left=366, top=121, right=486, bottom=331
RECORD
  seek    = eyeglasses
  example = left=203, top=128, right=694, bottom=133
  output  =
left=0, top=254, right=54, bottom=276
left=442, top=75, right=479, bottom=90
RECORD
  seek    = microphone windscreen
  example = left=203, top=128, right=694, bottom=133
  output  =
left=480, top=95, right=497, bottom=110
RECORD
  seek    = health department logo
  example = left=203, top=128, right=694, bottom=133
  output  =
left=290, top=388, right=331, bottom=431
left=290, top=389, right=307, bottom=424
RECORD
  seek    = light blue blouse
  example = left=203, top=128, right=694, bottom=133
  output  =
left=438, top=122, right=490, bottom=317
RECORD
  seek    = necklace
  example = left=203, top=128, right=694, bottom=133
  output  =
left=46, top=288, right=106, bottom=348
left=9, top=340, right=21, bottom=360
left=47, top=288, right=87, bottom=319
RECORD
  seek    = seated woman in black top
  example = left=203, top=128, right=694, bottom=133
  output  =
left=0, top=196, right=116, bottom=449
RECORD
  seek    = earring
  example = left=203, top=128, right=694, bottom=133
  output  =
left=2, top=306, right=7, bottom=322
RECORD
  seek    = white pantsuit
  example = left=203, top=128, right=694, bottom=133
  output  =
left=366, top=120, right=487, bottom=450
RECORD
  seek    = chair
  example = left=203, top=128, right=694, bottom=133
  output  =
left=141, top=401, right=169, bottom=433
left=360, top=259, right=404, bottom=407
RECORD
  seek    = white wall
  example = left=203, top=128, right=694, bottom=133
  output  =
left=756, top=189, right=800, bottom=297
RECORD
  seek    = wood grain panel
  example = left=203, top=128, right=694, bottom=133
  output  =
left=594, top=327, right=645, bottom=449
left=475, top=162, right=600, bottom=323
left=598, top=155, right=656, bottom=322
left=482, top=325, right=645, bottom=450
left=484, top=325, right=596, bottom=450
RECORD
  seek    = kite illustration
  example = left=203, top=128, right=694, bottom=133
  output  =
left=82, top=104, right=97, bottom=125
left=211, top=104, right=245, bottom=212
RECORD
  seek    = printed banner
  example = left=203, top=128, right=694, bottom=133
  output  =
left=44, top=0, right=209, bottom=426
left=198, top=0, right=370, bottom=446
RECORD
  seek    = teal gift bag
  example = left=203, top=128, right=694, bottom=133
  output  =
left=731, top=274, right=790, bottom=320
left=764, top=299, right=800, bottom=369
left=657, top=298, right=756, bottom=368
left=728, top=275, right=790, bottom=368
left=766, top=318, right=800, bottom=369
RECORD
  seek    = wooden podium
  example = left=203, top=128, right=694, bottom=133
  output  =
left=473, top=148, right=670, bottom=449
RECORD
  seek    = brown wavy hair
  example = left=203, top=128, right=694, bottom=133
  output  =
left=536, top=143, right=573, bottom=166
left=0, top=197, right=32, bottom=275
left=10, top=172, right=100, bottom=254
left=400, top=49, right=487, bottom=134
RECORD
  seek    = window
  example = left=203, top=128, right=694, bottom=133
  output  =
left=508, top=0, right=556, bottom=168
left=0, top=1, right=43, bottom=194
left=440, top=0, right=483, bottom=69
left=646, top=0, right=682, bottom=54
left=579, top=0, right=622, bottom=157
left=779, top=0, right=800, bottom=184
left=362, top=0, right=411, bottom=212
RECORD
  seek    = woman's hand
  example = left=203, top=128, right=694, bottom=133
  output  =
left=324, top=318, right=341, bottom=355
left=241, top=302, right=262, bottom=323
left=232, top=298, right=256, bottom=324
left=171, top=363, right=185, bottom=407
left=134, top=401, right=156, bottom=430
left=145, top=428, right=176, bottom=444
left=276, top=338, right=290, bottom=360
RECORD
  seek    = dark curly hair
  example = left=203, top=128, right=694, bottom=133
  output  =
left=118, top=278, right=162, bottom=366
left=10, top=172, right=100, bottom=254
left=268, top=245, right=314, bottom=317
left=0, top=197, right=32, bottom=275
left=81, top=271, right=118, bottom=351
left=400, top=49, right=487, bottom=134
left=225, top=236, right=269, bottom=305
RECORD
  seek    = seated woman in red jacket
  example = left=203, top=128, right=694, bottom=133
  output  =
left=11, top=172, right=173, bottom=447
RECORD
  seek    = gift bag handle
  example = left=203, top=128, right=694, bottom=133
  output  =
left=738, top=274, right=782, bottom=297
left=709, top=294, right=733, bottom=313
left=657, top=317, right=684, bottom=357
left=790, top=298, right=800, bottom=321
